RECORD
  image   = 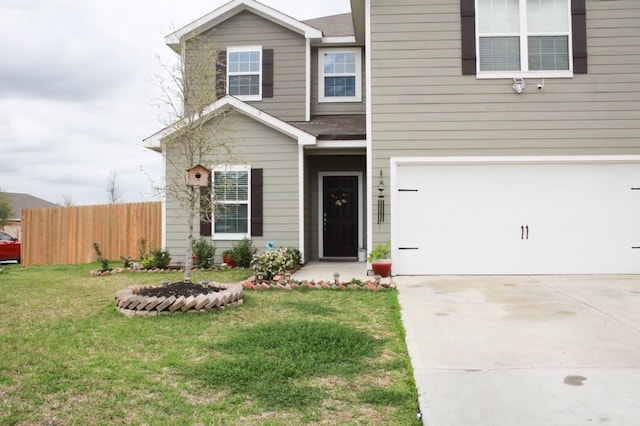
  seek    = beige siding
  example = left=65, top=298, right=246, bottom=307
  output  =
left=370, top=0, right=640, bottom=243
left=310, top=47, right=367, bottom=116
left=164, top=111, right=300, bottom=260
left=198, top=11, right=307, bottom=121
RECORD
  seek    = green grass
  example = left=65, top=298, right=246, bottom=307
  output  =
left=0, top=263, right=419, bottom=425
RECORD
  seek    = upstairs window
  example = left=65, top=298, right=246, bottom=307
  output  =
left=213, top=167, right=250, bottom=239
left=318, top=48, right=362, bottom=103
left=227, top=46, right=262, bottom=101
left=476, top=0, right=573, bottom=77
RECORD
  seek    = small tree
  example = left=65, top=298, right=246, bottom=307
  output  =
left=0, top=190, right=14, bottom=228
left=153, top=35, right=237, bottom=282
left=106, top=170, right=122, bottom=204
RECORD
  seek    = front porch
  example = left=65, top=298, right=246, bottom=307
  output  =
left=303, top=152, right=367, bottom=262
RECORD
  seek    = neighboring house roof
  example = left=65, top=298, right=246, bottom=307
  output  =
left=144, top=96, right=317, bottom=150
left=165, top=0, right=323, bottom=52
left=3, top=192, right=58, bottom=220
left=289, top=115, right=366, bottom=140
left=303, top=13, right=354, bottom=38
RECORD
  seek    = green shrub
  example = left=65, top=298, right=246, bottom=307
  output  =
left=149, top=248, right=171, bottom=269
left=231, top=238, right=257, bottom=268
left=141, top=257, right=153, bottom=270
left=192, top=239, right=216, bottom=269
left=251, top=247, right=301, bottom=280
left=120, top=255, right=132, bottom=268
left=92, top=242, right=109, bottom=271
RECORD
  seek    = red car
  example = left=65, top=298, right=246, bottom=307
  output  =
left=0, top=230, right=20, bottom=263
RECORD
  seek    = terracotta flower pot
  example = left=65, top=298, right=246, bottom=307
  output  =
left=371, top=259, right=392, bottom=277
left=223, top=253, right=234, bottom=267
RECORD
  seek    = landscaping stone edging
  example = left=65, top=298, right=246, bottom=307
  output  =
left=241, top=275, right=396, bottom=291
left=114, top=283, right=244, bottom=317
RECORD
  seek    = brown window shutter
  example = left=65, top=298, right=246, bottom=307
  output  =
left=216, top=49, right=227, bottom=99
left=200, top=184, right=212, bottom=237
left=251, top=168, right=263, bottom=236
left=262, top=49, right=274, bottom=98
left=460, top=0, right=476, bottom=75
left=572, top=0, right=588, bottom=74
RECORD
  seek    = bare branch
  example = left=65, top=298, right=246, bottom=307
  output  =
left=106, top=170, right=123, bottom=204
left=150, top=35, right=240, bottom=282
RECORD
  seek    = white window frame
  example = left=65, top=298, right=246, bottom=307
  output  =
left=212, top=165, right=251, bottom=241
left=318, top=48, right=362, bottom=103
left=227, top=46, right=262, bottom=101
left=475, top=0, right=573, bottom=79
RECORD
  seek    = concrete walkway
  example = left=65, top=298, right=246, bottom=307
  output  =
left=290, top=260, right=373, bottom=283
left=395, top=275, right=640, bottom=425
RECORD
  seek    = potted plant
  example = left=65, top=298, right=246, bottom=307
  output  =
left=367, top=241, right=392, bottom=277
left=222, top=249, right=234, bottom=267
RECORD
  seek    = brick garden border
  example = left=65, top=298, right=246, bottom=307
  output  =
left=241, top=275, right=396, bottom=291
left=114, top=283, right=243, bottom=317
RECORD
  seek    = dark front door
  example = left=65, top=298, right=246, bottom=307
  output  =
left=323, top=175, right=358, bottom=257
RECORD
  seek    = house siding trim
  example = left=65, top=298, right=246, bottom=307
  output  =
left=306, top=39, right=312, bottom=121
left=166, top=0, right=323, bottom=52
left=365, top=0, right=373, bottom=258
left=144, top=96, right=316, bottom=148
left=299, top=145, right=306, bottom=262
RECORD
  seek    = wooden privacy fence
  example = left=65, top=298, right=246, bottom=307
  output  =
left=21, top=202, right=162, bottom=266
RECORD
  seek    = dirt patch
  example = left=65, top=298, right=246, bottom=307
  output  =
left=135, top=282, right=222, bottom=298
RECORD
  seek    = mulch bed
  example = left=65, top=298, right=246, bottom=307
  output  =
left=135, top=282, right=222, bottom=298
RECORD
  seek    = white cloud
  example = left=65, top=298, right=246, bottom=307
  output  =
left=0, top=0, right=350, bottom=205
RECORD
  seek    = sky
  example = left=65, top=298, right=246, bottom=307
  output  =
left=0, top=0, right=350, bottom=206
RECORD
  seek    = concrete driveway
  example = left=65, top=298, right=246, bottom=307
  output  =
left=395, top=275, right=640, bottom=425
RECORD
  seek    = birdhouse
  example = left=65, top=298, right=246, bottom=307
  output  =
left=186, top=164, right=210, bottom=187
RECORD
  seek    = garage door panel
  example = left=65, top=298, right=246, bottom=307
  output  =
left=394, top=160, right=640, bottom=274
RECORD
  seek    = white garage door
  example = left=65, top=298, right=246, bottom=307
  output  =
left=394, top=159, right=640, bottom=274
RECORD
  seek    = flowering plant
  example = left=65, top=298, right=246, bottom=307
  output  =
left=251, top=247, right=301, bottom=280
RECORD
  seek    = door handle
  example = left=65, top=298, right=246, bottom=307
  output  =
left=526, top=225, right=529, bottom=240
left=323, top=213, right=327, bottom=232
left=521, top=225, right=524, bottom=240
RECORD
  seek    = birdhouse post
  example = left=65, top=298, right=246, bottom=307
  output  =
left=186, top=164, right=210, bottom=187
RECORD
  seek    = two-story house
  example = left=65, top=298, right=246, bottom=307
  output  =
left=147, top=0, right=640, bottom=275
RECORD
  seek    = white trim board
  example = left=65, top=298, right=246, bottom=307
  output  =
left=166, top=0, right=323, bottom=52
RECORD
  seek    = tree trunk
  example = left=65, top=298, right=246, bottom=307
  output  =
left=183, top=187, right=196, bottom=283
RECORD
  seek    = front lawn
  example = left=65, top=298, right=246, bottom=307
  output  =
left=0, top=263, right=419, bottom=425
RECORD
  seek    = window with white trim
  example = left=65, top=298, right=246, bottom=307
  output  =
left=476, top=0, right=572, bottom=78
left=318, top=48, right=362, bottom=102
left=227, top=46, right=262, bottom=101
left=213, top=166, right=250, bottom=239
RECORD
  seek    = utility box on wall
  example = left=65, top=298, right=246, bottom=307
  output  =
left=186, top=164, right=209, bottom=187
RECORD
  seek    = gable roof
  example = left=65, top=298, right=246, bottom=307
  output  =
left=3, top=192, right=58, bottom=220
left=166, top=0, right=323, bottom=53
left=144, top=96, right=316, bottom=150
